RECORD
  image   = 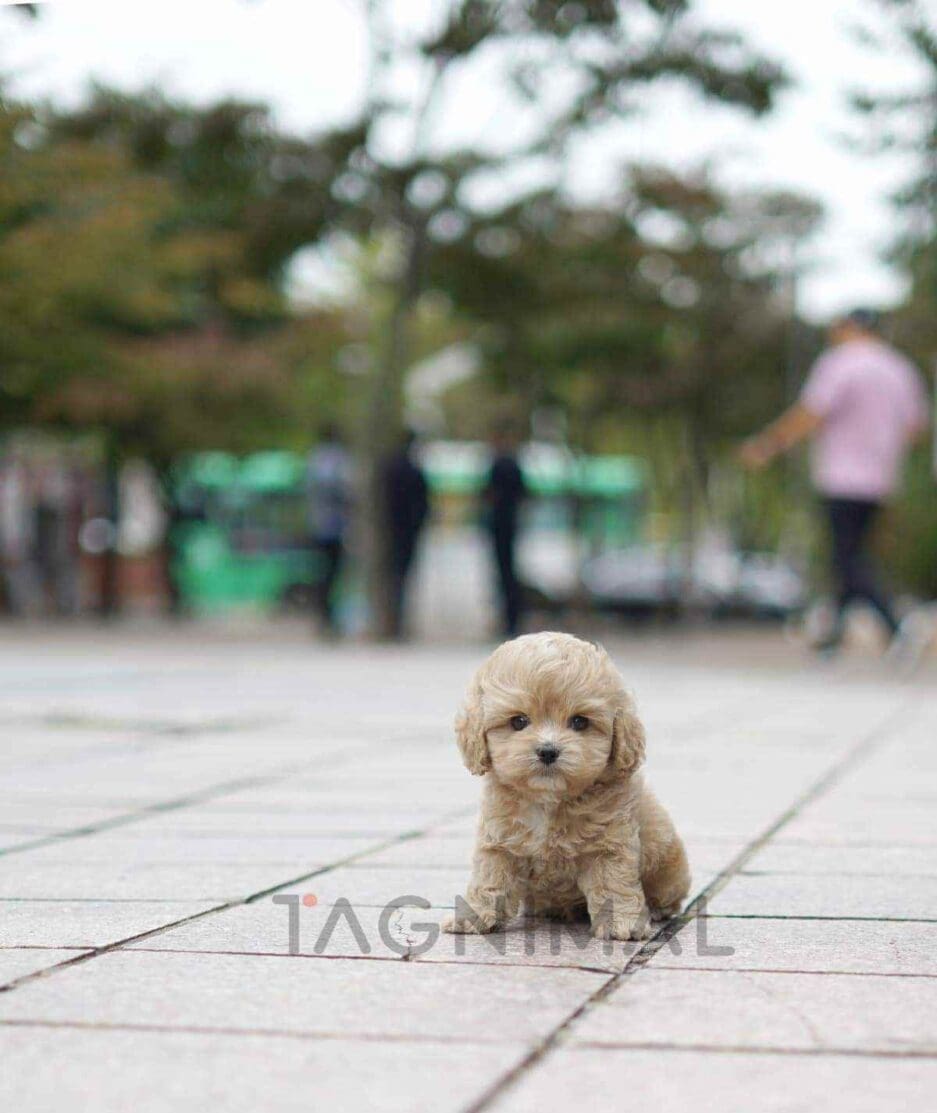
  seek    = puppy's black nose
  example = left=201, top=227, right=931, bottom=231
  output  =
left=536, top=744, right=559, bottom=766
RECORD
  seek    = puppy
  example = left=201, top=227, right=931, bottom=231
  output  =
left=444, top=632, right=690, bottom=941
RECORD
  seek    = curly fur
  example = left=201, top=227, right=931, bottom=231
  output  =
left=445, top=632, right=690, bottom=941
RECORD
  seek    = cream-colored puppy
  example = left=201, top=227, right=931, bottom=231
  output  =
left=444, top=632, right=690, bottom=941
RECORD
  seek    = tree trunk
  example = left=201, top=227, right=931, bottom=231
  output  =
left=358, top=224, right=424, bottom=641
left=678, top=409, right=709, bottom=617
left=98, top=440, right=121, bottom=619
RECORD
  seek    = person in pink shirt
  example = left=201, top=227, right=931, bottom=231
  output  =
left=741, top=309, right=930, bottom=653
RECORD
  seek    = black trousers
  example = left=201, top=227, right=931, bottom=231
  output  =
left=491, top=525, right=523, bottom=637
left=314, top=538, right=344, bottom=631
left=824, top=498, right=899, bottom=637
left=385, top=535, right=419, bottom=640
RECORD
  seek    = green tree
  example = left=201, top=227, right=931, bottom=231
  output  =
left=5, top=1, right=790, bottom=632
left=851, top=0, right=937, bottom=358
left=429, top=168, right=821, bottom=557
left=0, top=86, right=351, bottom=610
left=852, top=0, right=937, bottom=594
left=295, top=0, right=787, bottom=635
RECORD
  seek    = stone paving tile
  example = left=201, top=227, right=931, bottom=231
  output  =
left=569, top=968, right=937, bottom=1053
left=126, top=903, right=710, bottom=976
left=0, top=950, right=608, bottom=1042
left=398, top=908, right=635, bottom=972
left=352, top=835, right=476, bottom=868
left=297, top=865, right=470, bottom=908
left=706, top=873, right=937, bottom=920
left=1, top=632, right=935, bottom=1111
left=656, top=916, right=937, bottom=976
left=122, top=806, right=448, bottom=837
left=488, top=1047, right=937, bottom=1113
left=125, top=901, right=409, bottom=959
left=780, top=801, right=937, bottom=846
left=17, top=833, right=384, bottom=868
left=815, top=748, right=937, bottom=791
left=311, top=765, right=465, bottom=783
left=743, top=842, right=937, bottom=878
left=648, top=758, right=840, bottom=799
left=0, top=948, right=88, bottom=983
left=0, top=831, right=45, bottom=851
left=0, top=1026, right=530, bottom=1113
left=0, top=725, right=142, bottom=759
left=0, top=789, right=177, bottom=811
left=205, top=785, right=481, bottom=813
left=0, top=801, right=137, bottom=831
left=0, top=760, right=253, bottom=799
left=0, top=861, right=327, bottom=902
left=0, top=900, right=220, bottom=948
left=426, top=814, right=479, bottom=837
left=0, top=787, right=216, bottom=809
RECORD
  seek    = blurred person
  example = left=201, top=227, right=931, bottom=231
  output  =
left=0, top=450, right=39, bottom=615
left=35, top=457, right=83, bottom=617
left=60, top=453, right=88, bottom=615
left=306, top=422, right=354, bottom=636
left=482, top=423, right=528, bottom=637
left=740, top=308, right=930, bottom=655
left=380, top=429, right=429, bottom=640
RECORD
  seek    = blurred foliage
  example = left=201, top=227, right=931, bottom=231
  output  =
left=852, top=0, right=937, bottom=595
left=883, top=448, right=937, bottom=596
left=292, top=0, right=792, bottom=633
left=429, top=167, right=822, bottom=555
left=852, top=1, right=937, bottom=360
left=2, top=0, right=858, bottom=618
left=1, top=0, right=933, bottom=611
left=0, top=86, right=352, bottom=469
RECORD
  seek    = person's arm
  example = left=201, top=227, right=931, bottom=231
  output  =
left=739, top=403, right=823, bottom=470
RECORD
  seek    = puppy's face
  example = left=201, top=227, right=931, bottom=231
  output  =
left=485, top=686, right=614, bottom=798
left=456, top=633, right=645, bottom=797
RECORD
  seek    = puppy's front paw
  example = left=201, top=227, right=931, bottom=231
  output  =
left=591, top=909, right=651, bottom=942
left=649, top=902, right=683, bottom=923
left=442, top=914, right=498, bottom=935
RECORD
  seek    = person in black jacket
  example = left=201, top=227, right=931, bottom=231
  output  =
left=381, top=430, right=429, bottom=640
left=483, top=424, right=527, bottom=637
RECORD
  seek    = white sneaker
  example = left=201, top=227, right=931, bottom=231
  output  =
left=886, top=609, right=935, bottom=669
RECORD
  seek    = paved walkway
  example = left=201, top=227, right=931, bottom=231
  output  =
left=0, top=626, right=934, bottom=1111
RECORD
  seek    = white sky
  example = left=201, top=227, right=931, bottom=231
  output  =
left=0, top=0, right=926, bottom=321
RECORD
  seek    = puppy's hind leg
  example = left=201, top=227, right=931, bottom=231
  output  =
left=638, top=789, right=691, bottom=921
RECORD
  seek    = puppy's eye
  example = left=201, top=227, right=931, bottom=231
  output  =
left=569, top=715, right=590, bottom=732
left=509, top=714, right=530, bottom=731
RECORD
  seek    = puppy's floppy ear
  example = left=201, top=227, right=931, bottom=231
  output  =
left=610, top=698, right=646, bottom=776
left=455, top=681, right=490, bottom=775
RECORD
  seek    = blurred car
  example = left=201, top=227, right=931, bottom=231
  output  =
left=582, top=543, right=805, bottom=620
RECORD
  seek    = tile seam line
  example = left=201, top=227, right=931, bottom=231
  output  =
left=646, top=965, right=937, bottom=979
left=0, top=1017, right=524, bottom=1045
left=0, top=1018, right=932, bottom=1060
left=570, top=1040, right=937, bottom=1060
left=460, top=696, right=920, bottom=1113
left=2, top=949, right=934, bottom=980
left=0, top=715, right=297, bottom=773
left=700, top=914, right=937, bottom=923
left=0, top=741, right=403, bottom=860
left=0, top=804, right=477, bottom=995
left=118, top=947, right=619, bottom=975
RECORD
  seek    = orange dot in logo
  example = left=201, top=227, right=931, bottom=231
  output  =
left=302, top=893, right=318, bottom=907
